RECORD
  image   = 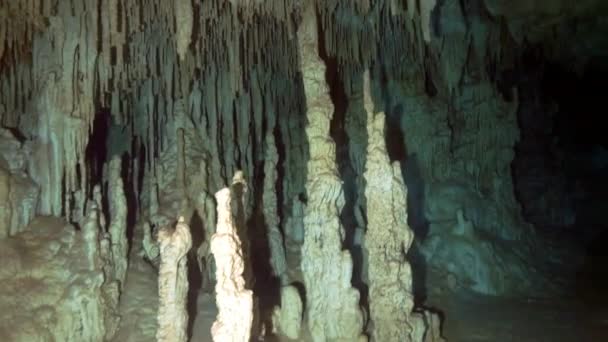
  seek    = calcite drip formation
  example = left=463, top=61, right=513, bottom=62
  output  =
left=0, top=0, right=595, bottom=340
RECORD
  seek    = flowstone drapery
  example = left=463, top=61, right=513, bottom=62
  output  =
left=298, top=4, right=366, bottom=341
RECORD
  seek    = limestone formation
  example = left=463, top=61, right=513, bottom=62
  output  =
left=298, top=4, right=366, bottom=341
left=142, top=221, right=160, bottom=262
left=0, top=217, right=121, bottom=341
left=263, top=121, right=288, bottom=284
left=229, top=171, right=256, bottom=292
left=108, top=156, right=129, bottom=288
left=194, top=182, right=217, bottom=289
left=271, top=285, right=303, bottom=340
left=362, top=72, right=443, bottom=342
left=1, top=0, right=606, bottom=341
left=0, top=129, right=39, bottom=238
left=82, top=203, right=102, bottom=270
left=156, top=217, right=192, bottom=342
left=211, top=187, right=253, bottom=342
left=174, top=0, right=193, bottom=61
left=0, top=165, right=11, bottom=239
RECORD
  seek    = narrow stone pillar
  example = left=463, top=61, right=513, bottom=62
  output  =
left=362, top=71, right=444, bottom=342
left=211, top=187, right=253, bottom=342
left=156, top=217, right=192, bottom=342
left=108, top=156, right=128, bottom=288
left=298, top=3, right=366, bottom=341
left=263, top=123, right=288, bottom=284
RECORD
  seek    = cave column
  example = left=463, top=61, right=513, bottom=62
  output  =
left=298, top=4, right=366, bottom=341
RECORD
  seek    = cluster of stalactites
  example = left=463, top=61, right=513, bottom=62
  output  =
left=0, top=0, right=308, bottom=222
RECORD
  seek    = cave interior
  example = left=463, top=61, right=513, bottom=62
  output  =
left=1, top=0, right=608, bottom=341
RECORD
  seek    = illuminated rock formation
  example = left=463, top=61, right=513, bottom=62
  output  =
left=211, top=186, right=253, bottom=342
left=298, top=4, right=366, bottom=341
left=156, top=217, right=192, bottom=342
left=362, top=72, right=443, bottom=342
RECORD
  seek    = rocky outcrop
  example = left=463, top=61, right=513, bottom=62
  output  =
left=211, top=186, right=253, bottom=342
left=0, top=165, right=10, bottom=239
left=156, top=217, right=192, bottom=342
left=298, top=4, right=366, bottom=341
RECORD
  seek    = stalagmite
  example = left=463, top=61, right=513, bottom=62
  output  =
left=0, top=166, right=11, bottom=239
left=211, top=186, right=253, bottom=342
left=82, top=203, right=102, bottom=270
left=193, top=160, right=218, bottom=289
left=298, top=4, right=366, bottom=341
left=156, top=217, right=192, bottom=342
left=142, top=221, right=160, bottom=261
left=263, top=123, right=288, bottom=283
left=231, top=170, right=254, bottom=286
left=108, top=156, right=128, bottom=288
left=272, top=285, right=303, bottom=339
left=362, top=71, right=433, bottom=341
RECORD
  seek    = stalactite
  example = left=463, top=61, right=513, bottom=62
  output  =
left=156, top=217, right=192, bottom=342
left=421, top=0, right=438, bottom=42
left=298, top=3, right=366, bottom=341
